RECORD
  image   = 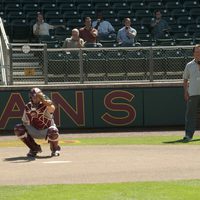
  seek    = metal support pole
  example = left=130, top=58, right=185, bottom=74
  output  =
left=43, top=44, right=48, bottom=84
left=9, top=44, right=13, bottom=85
left=149, top=47, right=154, bottom=82
left=79, top=48, right=84, bottom=84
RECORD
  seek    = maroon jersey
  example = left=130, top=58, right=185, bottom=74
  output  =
left=22, top=102, right=54, bottom=130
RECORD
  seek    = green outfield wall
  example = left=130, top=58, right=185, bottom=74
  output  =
left=0, top=82, right=185, bottom=131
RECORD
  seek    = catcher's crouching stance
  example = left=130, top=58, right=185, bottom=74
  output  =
left=14, top=87, right=61, bottom=157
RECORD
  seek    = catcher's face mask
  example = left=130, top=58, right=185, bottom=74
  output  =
left=29, top=88, right=41, bottom=104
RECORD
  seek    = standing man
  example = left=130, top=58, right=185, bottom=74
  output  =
left=183, top=44, right=200, bottom=142
left=92, top=11, right=116, bottom=41
left=33, top=12, right=65, bottom=42
left=14, top=88, right=61, bottom=157
left=117, top=18, right=137, bottom=47
left=150, top=10, right=170, bottom=39
left=79, top=16, right=101, bottom=47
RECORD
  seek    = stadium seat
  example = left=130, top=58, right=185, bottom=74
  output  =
left=189, top=8, right=200, bottom=19
left=56, top=0, right=74, bottom=4
left=195, top=16, right=200, bottom=25
left=5, top=3, right=22, bottom=12
left=59, top=3, right=76, bottom=13
left=7, top=11, right=25, bottom=21
left=10, top=19, right=31, bottom=42
left=140, top=17, right=153, bottom=26
left=152, top=48, right=167, bottom=79
left=64, top=50, right=82, bottom=82
left=41, top=3, right=58, bottom=12
left=156, top=33, right=174, bottom=46
left=186, top=24, right=200, bottom=35
left=183, top=1, right=199, bottom=9
left=77, top=3, right=94, bottom=12
left=47, top=51, right=65, bottom=81
left=165, top=1, right=181, bottom=10
left=177, top=16, right=194, bottom=26
left=193, top=32, right=200, bottom=44
left=45, top=11, right=62, bottom=20
left=62, top=10, right=79, bottom=20
left=112, top=3, right=130, bottom=11
left=147, top=1, right=164, bottom=12
left=163, top=16, right=176, bottom=25
left=171, top=9, right=188, bottom=19
left=109, top=0, right=127, bottom=3
left=130, top=2, right=146, bottom=11
left=23, top=3, right=40, bottom=12
left=174, top=32, right=194, bottom=45
left=81, top=10, right=96, bottom=19
left=66, top=18, right=83, bottom=29
left=135, top=10, right=152, bottom=19
left=165, top=48, right=186, bottom=79
left=101, top=10, right=116, bottom=19
left=137, top=33, right=155, bottom=46
left=136, top=25, right=150, bottom=34
left=105, top=50, right=126, bottom=80
left=117, top=10, right=133, bottom=20
left=95, top=3, right=110, bottom=11
left=84, top=50, right=107, bottom=81
left=124, top=49, right=148, bottom=80
left=170, top=24, right=186, bottom=34
left=26, top=11, right=39, bottom=22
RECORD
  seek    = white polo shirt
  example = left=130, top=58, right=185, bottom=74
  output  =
left=183, top=59, right=200, bottom=96
left=33, top=22, right=54, bottom=36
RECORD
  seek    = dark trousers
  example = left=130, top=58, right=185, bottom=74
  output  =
left=185, top=95, right=200, bottom=138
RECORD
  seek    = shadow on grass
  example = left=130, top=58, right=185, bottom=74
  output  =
left=163, top=138, right=200, bottom=144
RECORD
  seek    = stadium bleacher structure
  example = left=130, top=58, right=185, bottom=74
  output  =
left=0, top=0, right=199, bottom=47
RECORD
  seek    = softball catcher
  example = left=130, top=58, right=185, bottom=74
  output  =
left=14, top=87, right=61, bottom=157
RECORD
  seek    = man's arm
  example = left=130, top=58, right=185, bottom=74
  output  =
left=183, top=79, right=189, bottom=101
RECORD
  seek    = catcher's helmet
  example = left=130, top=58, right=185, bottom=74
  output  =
left=29, top=87, right=41, bottom=99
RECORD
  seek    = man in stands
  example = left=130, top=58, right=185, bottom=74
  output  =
left=92, top=11, right=116, bottom=41
left=150, top=10, right=170, bottom=39
left=79, top=16, right=102, bottom=47
left=117, top=17, right=137, bottom=47
left=62, top=28, right=85, bottom=48
left=33, top=12, right=64, bottom=42
left=14, top=88, right=61, bottom=157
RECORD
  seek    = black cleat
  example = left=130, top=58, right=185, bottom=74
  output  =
left=27, top=145, right=42, bottom=157
left=182, top=136, right=192, bottom=143
left=51, top=146, right=61, bottom=157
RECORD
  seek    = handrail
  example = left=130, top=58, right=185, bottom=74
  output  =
left=0, top=17, right=10, bottom=85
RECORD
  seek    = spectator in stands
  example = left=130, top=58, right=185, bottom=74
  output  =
left=79, top=17, right=102, bottom=47
left=33, top=13, right=64, bottom=42
left=62, top=28, right=85, bottom=48
left=92, top=11, right=116, bottom=41
left=182, top=44, right=200, bottom=142
left=117, top=18, right=137, bottom=47
left=150, top=10, right=170, bottom=40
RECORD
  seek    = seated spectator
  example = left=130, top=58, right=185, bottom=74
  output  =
left=62, top=29, right=85, bottom=48
left=117, top=18, right=137, bottom=47
left=150, top=10, right=170, bottom=39
left=92, top=11, right=116, bottom=41
left=79, top=17, right=102, bottom=47
left=33, top=13, right=65, bottom=42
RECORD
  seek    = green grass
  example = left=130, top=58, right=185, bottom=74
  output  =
left=1, top=180, right=200, bottom=200
left=0, top=135, right=199, bottom=147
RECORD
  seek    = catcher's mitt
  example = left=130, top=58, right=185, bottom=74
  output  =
left=36, top=92, right=53, bottom=106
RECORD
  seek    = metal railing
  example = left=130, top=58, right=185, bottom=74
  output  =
left=0, top=17, right=9, bottom=85
left=7, top=45, right=193, bottom=85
